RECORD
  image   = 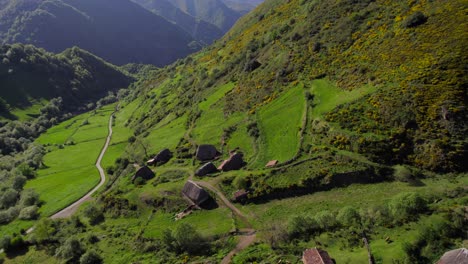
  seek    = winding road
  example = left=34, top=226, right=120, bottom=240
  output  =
left=51, top=113, right=114, bottom=219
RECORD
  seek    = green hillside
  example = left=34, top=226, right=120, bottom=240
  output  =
left=0, top=43, right=133, bottom=118
left=0, top=0, right=197, bottom=66
left=1, top=0, right=466, bottom=263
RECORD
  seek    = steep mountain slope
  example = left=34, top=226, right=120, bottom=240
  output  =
left=127, top=0, right=465, bottom=172
left=132, top=0, right=223, bottom=44
left=169, top=0, right=241, bottom=32
left=0, top=43, right=134, bottom=117
left=0, top=0, right=197, bottom=66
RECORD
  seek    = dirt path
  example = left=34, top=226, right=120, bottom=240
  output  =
left=50, top=113, right=113, bottom=219
left=195, top=181, right=256, bottom=263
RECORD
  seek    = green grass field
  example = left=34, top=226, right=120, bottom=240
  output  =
left=254, top=84, right=305, bottom=167
left=25, top=106, right=114, bottom=216
left=310, top=79, right=376, bottom=117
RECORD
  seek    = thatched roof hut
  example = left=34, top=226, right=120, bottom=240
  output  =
left=436, top=248, right=468, bottom=264
left=218, top=152, right=244, bottom=171
left=195, top=162, right=218, bottom=176
left=302, top=248, right=334, bottom=264
left=182, top=180, right=210, bottom=206
left=196, top=145, right=219, bottom=161
left=147, top=148, right=172, bottom=165
left=265, top=160, right=278, bottom=168
left=131, top=166, right=155, bottom=183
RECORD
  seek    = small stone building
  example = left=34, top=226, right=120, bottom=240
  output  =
left=218, top=152, right=244, bottom=171
left=302, top=248, right=334, bottom=264
left=195, top=162, right=218, bottom=176
left=147, top=148, right=172, bottom=166
left=182, top=180, right=210, bottom=206
left=196, top=144, right=219, bottom=161
left=436, top=248, right=468, bottom=264
left=265, top=160, right=278, bottom=168
left=131, top=166, right=155, bottom=183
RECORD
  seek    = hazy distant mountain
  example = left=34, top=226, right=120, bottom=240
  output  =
left=169, top=0, right=241, bottom=32
left=0, top=0, right=198, bottom=66
left=132, top=0, right=224, bottom=44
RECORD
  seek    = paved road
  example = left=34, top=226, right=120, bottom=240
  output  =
left=195, top=181, right=256, bottom=264
left=51, top=113, right=113, bottom=219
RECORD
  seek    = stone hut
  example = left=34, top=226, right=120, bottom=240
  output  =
left=436, top=248, right=468, bottom=264
left=196, top=144, right=219, bottom=161
left=131, top=166, right=155, bottom=183
left=302, top=248, right=334, bottom=264
left=265, top=160, right=279, bottom=168
left=147, top=148, right=172, bottom=166
left=233, top=189, right=249, bottom=203
left=218, top=152, right=244, bottom=171
left=182, top=180, right=210, bottom=206
left=195, top=162, right=218, bottom=177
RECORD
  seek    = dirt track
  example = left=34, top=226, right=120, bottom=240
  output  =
left=195, top=181, right=256, bottom=263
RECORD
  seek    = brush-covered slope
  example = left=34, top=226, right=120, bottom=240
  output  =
left=0, top=43, right=134, bottom=118
left=127, top=0, right=467, bottom=173
left=132, top=0, right=224, bottom=45
left=0, top=0, right=197, bottom=66
left=169, top=0, right=241, bottom=32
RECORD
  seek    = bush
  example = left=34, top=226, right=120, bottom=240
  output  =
left=233, top=175, right=248, bottom=190
left=337, top=206, right=361, bottom=227
left=19, top=189, right=40, bottom=207
left=83, top=204, right=104, bottom=225
left=55, top=237, right=84, bottom=261
left=288, top=215, right=320, bottom=240
left=388, top=192, right=427, bottom=223
left=402, top=12, right=428, bottom=28
left=0, top=188, right=18, bottom=209
left=0, top=236, right=11, bottom=251
left=18, top=205, right=39, bottom=220
left=79, top=250, right=103, bottom=264
left=393, top=165, right=414, bottom=182
left=163, top=223, right=206, bottom=254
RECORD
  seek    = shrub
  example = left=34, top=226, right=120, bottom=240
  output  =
left=19, top=189, right=39, bottom=206
left=79, top=250, right=103, bottom=264
left=0, top=188, right=18, bottom=209
left=402, top=12, right=428, bottom=28
left=18, top=205, right=39, bottom=220
left=55, top=237, right=84, bottom=261
left=337, top=206, right=361, bottom=227
left=83, top=204, right=104, bottom=225
left=388, top=192, right=427, bottom=223
left=233, top=175, right=248, bottom=190
left=163, top=223, right=206, bottom=254
left=288, top=215, right=320, bottom=240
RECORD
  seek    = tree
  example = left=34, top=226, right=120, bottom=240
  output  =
left=0, top=188, right=18, bottom=209
left=18, top=205, right=39, bottom=220
left=12, top=175, right=27, bottom=190
left=34, top=218, right=55, bottom=244
left=79, top=250, right=103, bottom=264
left=83, top=203, right=104, bottom=225
left=337, top=206, right=361, bottom=227
left=388, top=192, right=427, bottom=224
left=19, top=189, right=40, bottom=207
left=164, top=223, right=205, bottom=254
left=55, top=237, right=84, bottom=261
left=288, top=215, right=320, bottom=240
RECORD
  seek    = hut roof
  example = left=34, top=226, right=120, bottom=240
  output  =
left=195, top=162, right=218, bottom=176
left=132, top=166, right=155, bottom=182
left=182, top=180, right=210, bottom=205
left=196, top=144, right=219, bottom=161
left=437, top=248, right=468, bottom=264
left=266, top=160, right=279, bottom=167
left=302, top=248, right=334, bottom=264
left=218, top=152, right=244, bottom=171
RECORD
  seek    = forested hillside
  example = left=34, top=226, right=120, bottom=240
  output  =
left=169, top=0, right=241, bottom=32
left=0, top=43, right=133, bottom=118
left=0, top=0, right=197, bottom=66
left=132, top=0, right=224, bottom=45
